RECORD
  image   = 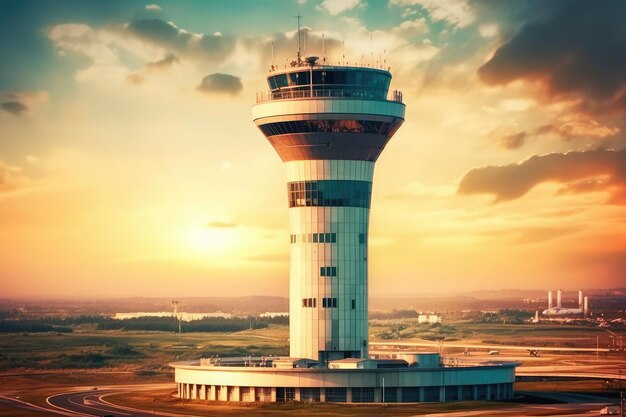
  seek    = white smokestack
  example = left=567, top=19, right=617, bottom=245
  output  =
left=578, top=290, right=583, bottom=309
left=557, top=289, right=562, bottom=308
left=548, top=290, right=553, bottom=309
left=584, top=296, right=589, bottom=315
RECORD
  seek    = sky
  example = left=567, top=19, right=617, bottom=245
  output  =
left=0, top=0, right=625, bottom=299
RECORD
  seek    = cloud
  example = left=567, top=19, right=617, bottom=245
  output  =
left=492, top=114, right=620, bottom=150
left=458, top=148, right=626, bottom=204
left=1, top=101, right=28, bottom=116
left=514, top=227, right=581, bottom=244
left=197, top=73, right=243, bottom=95
left=498, top=131, right=527, bottom=149
left=478, top=0, right=626, bottom=113
left=144, top=52, right=178, bottom=70
left=206, top=221, right=238, bottom=228
left=126, top=53, right=179, bottom=85
left=535, top=115, right=620, bottom=141
left=247, top=253, right=289, bottom=262
left=478, top=24, right=498, bottom=39
left=47, top=23, right=117, bottom=65
left=126, top=18, right=235, bottom=61
left=145, top=4, right=162, bottom=11
left=390, top=0, right=475, bottom=28
left=126, top=18, right=189, bottom=48
left=0, top=161, right=29, bottom=193
left=392, top=18, right=429, bottom=37
left=318, top=0, right=360, bottom=15
left=0, top=91, right=48, bottom=116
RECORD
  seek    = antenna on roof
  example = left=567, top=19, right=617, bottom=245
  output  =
left=296, top=12, right=303, bottom=64
left=322, top=33, right=326, bottom=63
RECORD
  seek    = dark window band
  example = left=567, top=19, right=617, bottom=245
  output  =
left=322, top=298, right=337, bottom=308
left=320, top=266, right=337, bottom=277
left=259, top=120, right=393, bottom=137
left=291, top=233, right=337, bottom=244
left=288, top=180, right=372, bottom=208
left=268, top=69, right=391, bottom=90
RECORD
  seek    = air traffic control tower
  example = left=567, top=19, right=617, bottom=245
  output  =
left=171, top=47, right=518, bottom=405
left=252, top=55, right=405, bottom=363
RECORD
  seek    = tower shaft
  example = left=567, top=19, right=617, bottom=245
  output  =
left=253, top=63, right=404, bottom=362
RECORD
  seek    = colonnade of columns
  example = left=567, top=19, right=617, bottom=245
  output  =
left=176, top=383, right=513, bottom=403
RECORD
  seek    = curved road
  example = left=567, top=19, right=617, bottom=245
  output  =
left=0, top=381, right=620, bottom=417
left=1, top=383, right=180, bottom=417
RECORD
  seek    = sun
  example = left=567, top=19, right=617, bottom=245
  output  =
left=184, top=227, right=237, bottom=255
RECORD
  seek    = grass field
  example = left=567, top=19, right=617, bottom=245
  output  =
left=0, top=324, right=290, bottom=373
left=1, top=320, right=624, bottom=416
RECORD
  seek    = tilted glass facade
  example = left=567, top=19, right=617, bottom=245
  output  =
left=288, top=180, right=372, bottom=208
left=259, top=120, right=395, bottom=136
left=267, top=69, right=392, bottom=100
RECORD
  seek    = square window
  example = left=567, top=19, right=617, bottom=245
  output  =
left=332, top=298, right=337, bottom=308
left=325, top=233, right=331, bottom=242
left=331, top=233, right=337, bottom=243
left=318, top=233, right=324, bottom=243
left=320, top=266, right=325, bottom=276
left=352, top=299, right=356, bottom=309
left=313, top=298, right=316, bottom=308
left=313, top=234, right=318, bottom=243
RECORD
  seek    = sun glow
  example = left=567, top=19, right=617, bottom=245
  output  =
left=184, top=227, right=238, bottom=255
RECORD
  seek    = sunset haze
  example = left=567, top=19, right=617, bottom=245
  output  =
left=1, top=0, right=625, bottom=299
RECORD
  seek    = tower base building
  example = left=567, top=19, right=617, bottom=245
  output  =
left=171, top=353, right=517, bottom=403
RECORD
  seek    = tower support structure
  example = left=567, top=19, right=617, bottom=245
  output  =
left=253, top=60, right=405, bottom=362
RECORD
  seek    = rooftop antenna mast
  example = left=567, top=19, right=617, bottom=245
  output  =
left=296, top=12, right=303, bottom=64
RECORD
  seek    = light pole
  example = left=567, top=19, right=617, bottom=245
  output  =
left=382, top=377, right=385, bottom=405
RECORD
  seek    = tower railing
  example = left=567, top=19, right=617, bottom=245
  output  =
left=255, top=89, right=403, bottom=104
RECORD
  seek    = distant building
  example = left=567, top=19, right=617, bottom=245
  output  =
left=259, top=312, right=289, bottom=318
left=418, top=314, right=442, bottom=324
left=114, top=312, right=232, bottom=322
left=541, top=289, right=588, bottom=316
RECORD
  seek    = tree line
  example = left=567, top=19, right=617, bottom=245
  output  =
left=0, top=314, right=288, bottom=333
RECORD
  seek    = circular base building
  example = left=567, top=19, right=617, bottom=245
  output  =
left=171, top=353, right=518, bottom=403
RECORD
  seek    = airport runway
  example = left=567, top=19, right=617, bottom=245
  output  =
left=370, top=341, right=611, bottom=353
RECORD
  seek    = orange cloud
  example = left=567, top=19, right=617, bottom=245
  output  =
left=458, top=148, right=626, bottom=203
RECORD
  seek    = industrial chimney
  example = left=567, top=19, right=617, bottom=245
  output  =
left=578, top=290, right=583, bottom=309
left=557, top=289, right=562, bottom=308
left=548, top=290, right=553, bottom=309
left=584, top=296, right=589, bottom=316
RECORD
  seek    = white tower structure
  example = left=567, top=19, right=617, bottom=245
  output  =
left=253, top=56, right=404, bottom=362
left=578, top=290, right=583, bottom=309
left=557, top=289, right=562, bottom=308
left=548, top=290, right=553, bottom=309
left=584, top=296, right=589, bottom=316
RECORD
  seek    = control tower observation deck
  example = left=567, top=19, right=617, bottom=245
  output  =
left=252, top=57, right=405, bottom=363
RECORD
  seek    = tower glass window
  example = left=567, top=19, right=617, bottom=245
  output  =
left=288, top=180, right=372, bottom=208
